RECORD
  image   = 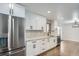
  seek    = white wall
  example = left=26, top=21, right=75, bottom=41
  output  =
left=62, top=23, right=79, bottom=42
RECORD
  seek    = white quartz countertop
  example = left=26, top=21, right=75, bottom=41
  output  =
left=25, top=36, right=57, bottom=42
left=25, top=36, right=48, bottom=41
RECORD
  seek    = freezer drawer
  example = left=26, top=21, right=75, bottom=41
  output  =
left=0, top=52, right=9, bottom=56
left=9, top=47, right=26, bottom=56
left=0, top=47, right=26, bottom=56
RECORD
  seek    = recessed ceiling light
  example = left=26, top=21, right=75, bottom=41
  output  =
left=48, top=11, right=51, bottom=13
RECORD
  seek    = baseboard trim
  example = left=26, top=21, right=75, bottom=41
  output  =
left=62, top=40, right=79, bottom=43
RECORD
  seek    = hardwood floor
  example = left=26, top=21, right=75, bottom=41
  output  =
left=39, top=40, right=79, bottom=56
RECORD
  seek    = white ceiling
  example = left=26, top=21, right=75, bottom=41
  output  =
left=21, top=3, right=79, bottom=21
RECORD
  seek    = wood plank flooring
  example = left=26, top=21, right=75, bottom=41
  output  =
left=39, top=40, right=79, bottom=56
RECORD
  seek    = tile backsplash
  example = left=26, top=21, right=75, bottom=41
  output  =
left=26, top=30, right=47, bottom=38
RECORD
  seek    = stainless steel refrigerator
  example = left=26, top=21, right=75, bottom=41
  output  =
left=0, top=4, right=26, bottom=56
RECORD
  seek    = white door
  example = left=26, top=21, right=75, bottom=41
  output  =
left=41, top=17, right=46, bottom=32
left=47, top=37, right=54, bottom=50
left=24, top=11, right=32, bottom=30
left=47, top=38, right=51, bottom=50
left=40, top=39, right=47, bottom=52
left=44, top=39, right=49, bottom=51
left=50, top=37, right=54, bottom=48
left=49, top=37, right=57, bottom=48
left=26, top=41, right=34, bottom=56
left=31, top=40, right=38, bottom=56
left=34, top=40, right=42, bottom=55
left=36, top=15, right=42, bottom=30
left=30, top=13, right=36, bottom=30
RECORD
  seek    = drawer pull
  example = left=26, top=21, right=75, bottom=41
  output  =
left=54, top=40, right=55, bottom=42
left=42, top=39, right=45, bottom=41
left=42, top=48, right=45, bottom=50
left=42, top=43, right=45, bottom=45
left=33, top=44, right=36, bottom=48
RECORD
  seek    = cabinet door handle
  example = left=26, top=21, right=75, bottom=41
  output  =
left=9, top=9, right=11, bottom=14
left=42, top=43, right=45, bottom=45
left=54, top=39, right=55, bottom=42
left=42, top=48, right=45, bottom=50
left=12, top=9, right=14, bottom=15
left=33, top=44, right=36, bottom=48
left=42, top=39, right=45, bottom=41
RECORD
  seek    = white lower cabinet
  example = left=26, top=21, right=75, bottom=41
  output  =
left=47, top=37, right=57, bottom=50
left=26, top=41, right=35, bottom=56
left=46, top=38, right=50, bottom=50
left=41, top=39, right=48, bottom=52
left=50, top=37, right=57, bottom=48
left=50, top=37, right=55, bottom=48
left=44, top=39, right=49, bottom=51
left=26, top=37, right=57, bottom=56
left=34, top=40, right=41, bottom=55
left=26, top=40, right=42, bottom=56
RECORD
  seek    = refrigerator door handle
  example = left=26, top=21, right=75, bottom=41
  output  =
left=12, top=18, right=15, bottom=47
left=8, top=15, right=12, bottom=51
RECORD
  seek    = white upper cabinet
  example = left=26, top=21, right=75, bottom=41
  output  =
left=0, top=3, right=10, bottom=15
left=0, top=3, right=25, bottom=18
left=13, top=4, right=25, bottom=18
left=24, top=11, right=31, bottom=30
left=41, top=17, right=47, bottom=32
left=25, top=10, right=47, bottom=31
